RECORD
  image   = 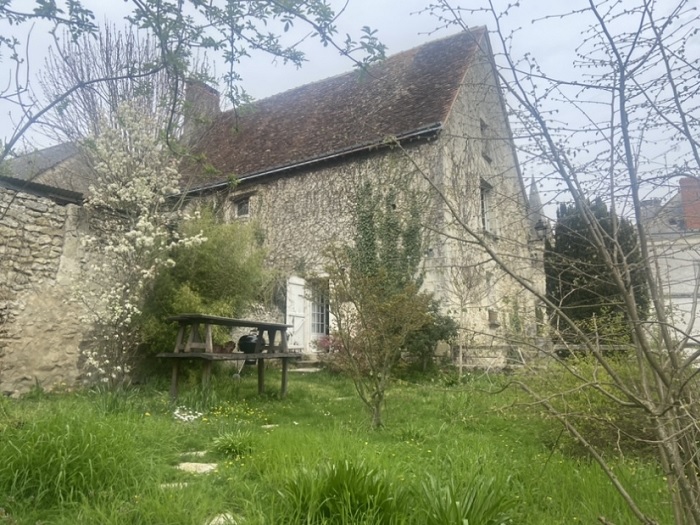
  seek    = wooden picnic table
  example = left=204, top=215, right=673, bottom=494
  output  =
left=158, top=314, right=298, bottom=398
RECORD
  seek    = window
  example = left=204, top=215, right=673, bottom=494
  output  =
left=480, top=118, right=493, bottom=164
left=235, top=197, right=250, bottom=218
left=480, top=180, right=493, bottom=232
left=311, top=286, right=329, bottom=336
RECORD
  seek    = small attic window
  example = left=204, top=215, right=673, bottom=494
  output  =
left=480, top=179, right=496, bottom=234
left=480, top=119, right=493, bottom=164
left=235, top=197, right=250, bottom=218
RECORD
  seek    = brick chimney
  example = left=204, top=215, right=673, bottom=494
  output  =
left=182, top=79, right=221, bottom=146
left=679, top=177, right=700, bottom=230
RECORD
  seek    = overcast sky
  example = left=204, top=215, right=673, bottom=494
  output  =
left=2, top=1, right=696, bottom=215
left=0, top=1, right=579, bottom=145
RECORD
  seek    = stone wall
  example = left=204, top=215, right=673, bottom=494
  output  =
left=434, top=43, right=540, bottom=352
left=0, top=187, right=89, bottom=396
left=200, top=142, right=437, bottom=278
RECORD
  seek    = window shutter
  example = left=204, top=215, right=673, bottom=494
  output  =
left=286, top=276, right=307, bottom=350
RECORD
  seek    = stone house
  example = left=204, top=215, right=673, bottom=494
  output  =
left=0, top=29, right=543, bottom=394
left=183, top=29, right=543, bottom=361
left=642, top=178, right=700, bottom=349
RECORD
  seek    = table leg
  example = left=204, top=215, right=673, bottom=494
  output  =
left=205, top=324, right=213, bottom=353
left=255, top=329, right=264, bottom=352
left=281, top=358, right=289, bottom=398
left=202, top=360, right=212, bottom=386
left=170, top=360, right=179, bottom=399
left=173, top=325, right=185, bottom=353
left=280, top=329, right=288, bottom=352
left=268, top=329, right=278, bottom=353
left=184, top=322, right=199, bottom=352
left=258, top=358, right=265, bottom=394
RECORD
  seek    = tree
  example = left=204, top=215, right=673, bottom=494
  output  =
left=37, top=23, right=210, bottom=143
left=327, top=180, right=433, bottom=428
left=0, top=1, right=385, bottom=162
left=79, top=103, right=204, bottom=386
left=414, top=2, right=700, bottom=523
left=546, top=198, right=649, bottom=343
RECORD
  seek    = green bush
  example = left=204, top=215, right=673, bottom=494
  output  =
left=524, top=356, right=657, bottom=457
left=141, top=209, right=270, bottom=353
left=401, top=300, right=458, bottom=374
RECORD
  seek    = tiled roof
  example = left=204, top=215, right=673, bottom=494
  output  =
left=187, top=29, right=486, bottom=189
left=4, top=143, right=79, bottom=181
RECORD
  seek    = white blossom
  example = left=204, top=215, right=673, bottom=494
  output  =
left=77, top=103, right=207, bottom=388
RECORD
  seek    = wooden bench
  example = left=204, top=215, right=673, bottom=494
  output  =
left=158, top=314, right=299, bottom=398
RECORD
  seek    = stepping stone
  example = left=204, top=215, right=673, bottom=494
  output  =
left=205, top=513, right=237, bottom=525
left=177, top=462, right=217, bottom=474
left=261, top=424, right=278, bottom=429
left=182, top=450, right=208, bottom=457
left=289, top=368, right=321, bottom=373
left=160, top=482, right=189, bottom=489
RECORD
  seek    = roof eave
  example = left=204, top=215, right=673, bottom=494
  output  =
left=183, top=122, right=443, bottom=196
left=0, top=175, right=84, bottom=205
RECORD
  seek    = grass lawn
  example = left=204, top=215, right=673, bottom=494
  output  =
left=0, top=367, right=671, bottom=524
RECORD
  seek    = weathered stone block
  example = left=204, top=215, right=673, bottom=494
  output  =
left=23, top=223, right=44, bottom=233
left=24, top=200, right=50, bottom=213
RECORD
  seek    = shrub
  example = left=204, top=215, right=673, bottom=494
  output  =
left=275, top=460, right=409, bottom=524
left=417, top=473, right=515, bottom=525
left=401, top=300, right=458, bottom=373
left=141, top=209, right=269, bottom=354
left=523, top=356, right=657, bottom=457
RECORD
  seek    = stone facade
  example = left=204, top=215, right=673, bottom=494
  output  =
left=193, top=41, right=541, bottom=364
left=0, top=185, right=90, bottom=396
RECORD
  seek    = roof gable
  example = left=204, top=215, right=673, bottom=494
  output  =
left=188, top=29, right=486, bottom=189
left=4, top=143, right=79, bottom=182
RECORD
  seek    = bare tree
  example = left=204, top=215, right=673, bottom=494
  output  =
left=0, top=1, right=385, bottom=163
left=410, top=1, right=700, bottom=523
left=37, top=23, right=209, bottom=143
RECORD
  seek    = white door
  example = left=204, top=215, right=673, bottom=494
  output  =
left=286, top=276, right=307, bottom=350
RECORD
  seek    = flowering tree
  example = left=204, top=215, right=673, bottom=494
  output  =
left=79, top=103, right=204, bottom=386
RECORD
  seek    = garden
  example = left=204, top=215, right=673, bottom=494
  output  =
left=0, top=367, right=671, bottom=524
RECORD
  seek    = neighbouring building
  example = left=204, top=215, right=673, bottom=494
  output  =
left=642, top=177, right=700, bottom=349
left=1, top=28, right=545, bottom=395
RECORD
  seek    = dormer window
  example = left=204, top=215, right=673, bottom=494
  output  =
left=235, top=197, right=250, bottom=218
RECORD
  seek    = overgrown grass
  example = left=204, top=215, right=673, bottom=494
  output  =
left=0, top=367, right=673, bottom=524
